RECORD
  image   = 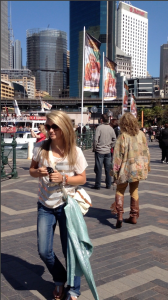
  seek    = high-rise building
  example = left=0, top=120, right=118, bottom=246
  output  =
left=117, top=2, right=148, bottom=78
left=69, top=1, right=116, bottom=97
left=116, top=46, right=132, bottom=79
left=26, top=28, right=67, bottom=98
left=8, top=1, right=15, bottom=69
left=160, top=42, right=168, bottom=90
left=1, top=1, right=9, bottom=68
left=14, top=40, right=22, bottom=69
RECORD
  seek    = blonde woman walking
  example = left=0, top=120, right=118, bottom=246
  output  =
left=111, top=113, right=150, bottom=228
left=29, top=111, right=88, bottom=300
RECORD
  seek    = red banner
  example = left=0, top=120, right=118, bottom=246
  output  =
left=1, top=127, right=17, bottom=133
left=29, top=116, right=46, bottom=120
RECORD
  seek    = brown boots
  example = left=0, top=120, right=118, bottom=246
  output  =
left=125, top=197, right=139, bottom=224
left=115, top=194, right=124, bottom=228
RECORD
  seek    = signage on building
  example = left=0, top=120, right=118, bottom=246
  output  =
left=29, top=116, right=46, bottom=120
left=130, top=7, right=145, bottom=16
left=1, top=127, right=17, bottom=133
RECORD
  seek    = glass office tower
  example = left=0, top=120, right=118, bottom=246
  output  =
left=160, top=42, right=168, bottom=90
left=27, top=28, right=67, bottom=97
left=70, top=1, right=116, bottom=98
left=1, top=1, right=9, bottom=68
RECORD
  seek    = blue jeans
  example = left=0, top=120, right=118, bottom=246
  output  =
left=37, top=202, right=81, bottom=297
left=94, top=152, right=111, bottom=188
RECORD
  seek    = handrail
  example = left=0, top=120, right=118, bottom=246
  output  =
left=1, top=136, right=19, bottom=179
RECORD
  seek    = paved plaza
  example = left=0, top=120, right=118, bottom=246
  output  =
left=1, top=141, right=168, bottom=300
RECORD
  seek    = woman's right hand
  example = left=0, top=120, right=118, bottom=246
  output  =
left=37, top=167, right=49, bottom=177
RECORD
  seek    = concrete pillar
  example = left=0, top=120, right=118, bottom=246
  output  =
left=27, top=141, right=34, bottom=160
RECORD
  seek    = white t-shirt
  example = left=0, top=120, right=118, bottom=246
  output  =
left=33, top=142, right=88, bottom=209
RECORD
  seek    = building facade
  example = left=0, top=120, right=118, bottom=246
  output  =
left=1, top=80, right=14, bottom=99
left=160, top=42, right=168, bottom=90
left=26, top=28, right=67, bottom=98
left=1, top=1, right=9, bottom=68
left=1, top=69, right=32, bottom=79
left=128, top=77, right=154, bottom=98
left=14, top=40, right=22, bottom=69
left=116, top=46, right=132, bottom=79
left=1, top=70, right=35, bottom=99
left=69, top=1, right=116, bottom=97
left=117, top=2, right=148, bottom=78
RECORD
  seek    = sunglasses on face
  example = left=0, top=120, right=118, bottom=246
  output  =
left=45, top=124, right=59, bottom=131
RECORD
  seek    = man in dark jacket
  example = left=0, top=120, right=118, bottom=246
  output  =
left=160, top=124, right=168, bottom=163
left=110, top=118, right=120, bottom=138
left=92, top=114, right=116, bottom=189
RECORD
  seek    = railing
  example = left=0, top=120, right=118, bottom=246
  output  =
left=76, top=130, right=95, bottom=151
left=1, top=137, right=18, bottom=179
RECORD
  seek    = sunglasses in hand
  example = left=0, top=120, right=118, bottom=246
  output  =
left=45, top=124, right=59, bottom=131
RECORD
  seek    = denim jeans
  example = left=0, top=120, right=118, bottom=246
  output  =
left=94, top=152, right=111, bottom=188
left=37, top=202, right=81, bottom=297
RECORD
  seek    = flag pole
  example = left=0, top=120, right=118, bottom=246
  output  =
left=122, top=79, right=124, bottom=115
left=81, top=26, right=85, bottom=134
left=102, top=52, right=104, bottom=114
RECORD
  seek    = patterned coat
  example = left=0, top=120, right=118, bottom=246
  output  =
left=113, top=130, right=150, bottom=184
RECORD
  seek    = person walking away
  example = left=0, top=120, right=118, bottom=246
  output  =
left=110, top=112, right=150, bottom=228
left=31, top=124, right=47, bottom=143
left=110, top=118, right=120, bottom=138
left=29, top=110, right=88, bottom=300
left=159, top=124, right=168, bottom=163
left=92, top=113, right=116, bottom=190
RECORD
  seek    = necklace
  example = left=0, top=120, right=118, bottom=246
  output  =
left=55, top=145, right=64, bottom=155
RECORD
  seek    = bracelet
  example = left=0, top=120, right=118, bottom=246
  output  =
left=62, top=174, right=68, bottom=185
left=65, top=174, right=68, bottom=184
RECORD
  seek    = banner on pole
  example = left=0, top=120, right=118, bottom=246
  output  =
left=84, top=32, right=101, bottom=92
left=104, top=57, right=117, bottom=101
left=123, top=82, right=129, bottom=112
left=130, top=94, right=137, bottom=118
left=41, top=100, right=52, bottom=110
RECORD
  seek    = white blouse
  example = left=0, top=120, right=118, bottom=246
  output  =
left=33, top=142, right=88, bottom=209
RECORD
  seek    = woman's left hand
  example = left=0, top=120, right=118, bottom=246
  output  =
left=49, top=170, right=63, bottom=183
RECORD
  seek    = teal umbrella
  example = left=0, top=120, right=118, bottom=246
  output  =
left=64, top=194, right=99, bottom=300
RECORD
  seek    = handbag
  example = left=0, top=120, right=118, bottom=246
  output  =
left=62, top=186, right=92, bottom=215
left=73, top=188, right=92, bottom=215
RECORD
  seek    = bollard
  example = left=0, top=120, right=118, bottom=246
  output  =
left=27, top=141, right=34, bottom=160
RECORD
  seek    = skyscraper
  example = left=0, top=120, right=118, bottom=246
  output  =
left=1, top=1, right=9, bottom=68
left=14, top=40, right=22, bottom=69
left=8, top=1, right=15, bottom=69
left=26, top=28, right=67, bottom=97
left=117, top=2, right=148, bottom=78
left=160, top=42, right=168, bottom=90
left=69, top=1, right=116, bottom=97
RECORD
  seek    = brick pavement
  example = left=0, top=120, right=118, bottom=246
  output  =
left=1, top=141, right=168, bottom=300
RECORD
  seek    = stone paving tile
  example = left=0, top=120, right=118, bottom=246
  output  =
left=1, top=143, right=168, bottom=299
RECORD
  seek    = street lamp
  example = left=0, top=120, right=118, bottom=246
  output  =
left=90, top=105, right=97, bottom=131
left=107, top=110, right=113, bottom=123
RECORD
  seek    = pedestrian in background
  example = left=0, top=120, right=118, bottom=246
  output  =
left=111, top=112, right=150, bottom=228
left=110, top=118, right=120, bottom=138
left=92, top=113, right=116, bottom=190
left=159, top=124, right=168, bottom=163
left=29, top=110, right=88, bottom=300
left=31, top=124, right=47, bottom=143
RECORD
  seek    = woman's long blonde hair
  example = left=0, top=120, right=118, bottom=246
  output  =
left=119, top=112, right=139, bottom=136
left=40, top=110, right=77, bottom=167
left=38, top=124, right=47, bottom=137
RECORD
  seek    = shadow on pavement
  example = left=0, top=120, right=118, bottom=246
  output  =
left=86, top=207, right=117, bottom=229
left=1, top=253, right=54, bottom=299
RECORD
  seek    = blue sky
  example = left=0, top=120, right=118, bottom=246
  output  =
left=8, top=1, right=168, bottom=77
